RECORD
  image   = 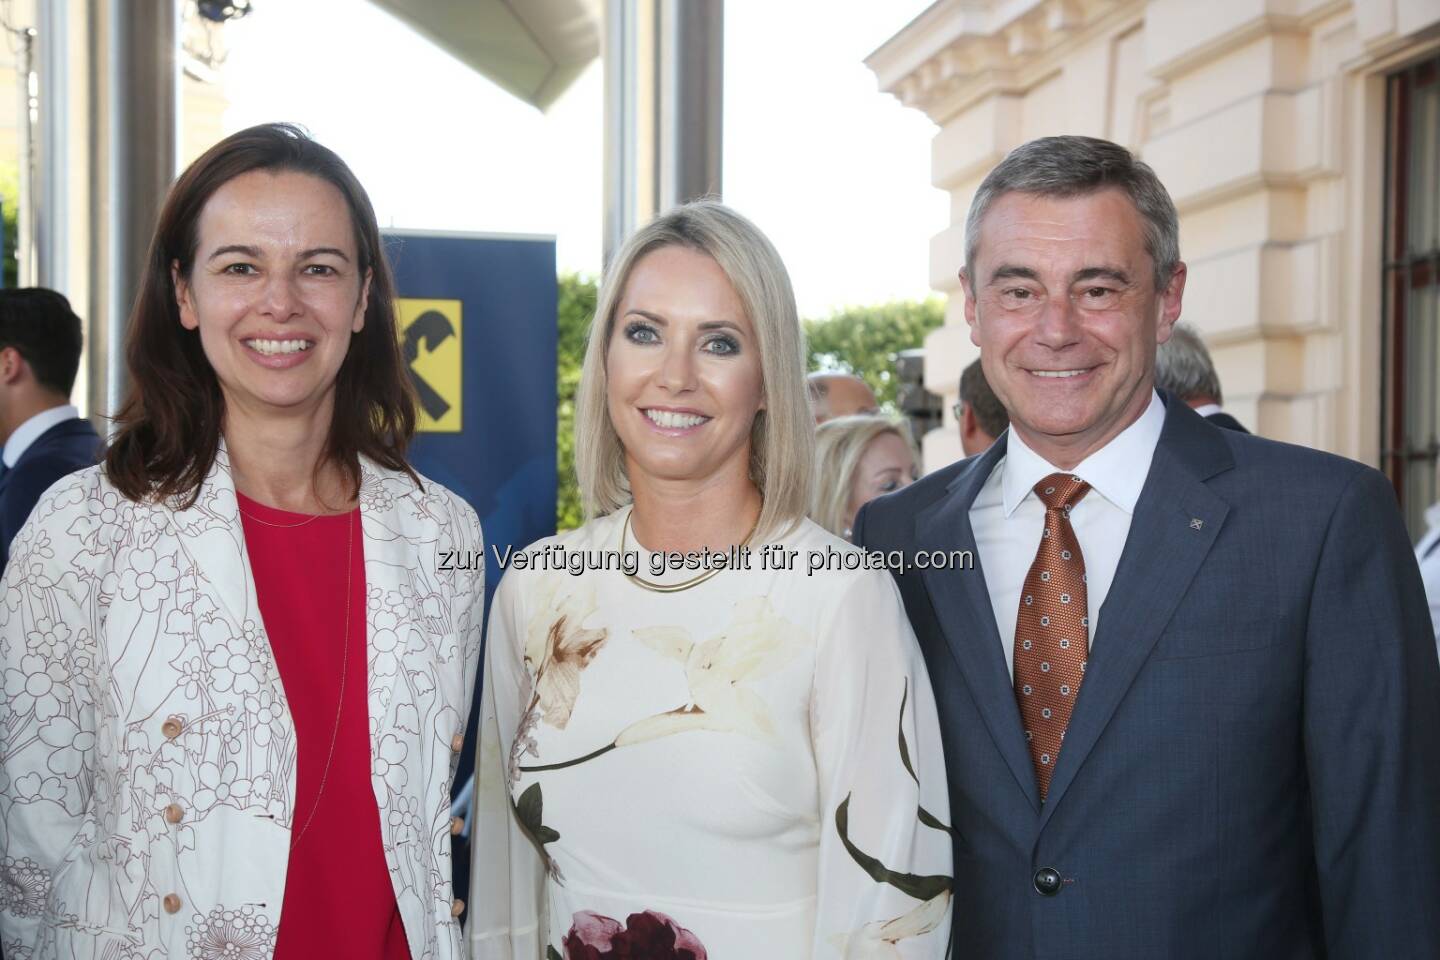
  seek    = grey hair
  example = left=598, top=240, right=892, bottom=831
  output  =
left=1154, top=322, right=1223, bottom=405
left=964, top=135, right=1180, bottom=290
left=574, top=200, right=814, bottom=541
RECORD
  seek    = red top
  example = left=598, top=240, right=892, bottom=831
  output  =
left=237, top=492, right=412, bottom=960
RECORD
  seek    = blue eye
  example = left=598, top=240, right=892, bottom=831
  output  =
left=624, top=321, right=660, bottom=344
left=703, top=335, right=740, bottom=356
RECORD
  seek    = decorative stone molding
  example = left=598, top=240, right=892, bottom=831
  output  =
left=866, top=0, right=1128, bottom=124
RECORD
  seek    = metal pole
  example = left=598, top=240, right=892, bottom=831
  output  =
left=87, top=0, right=177, bottom=426
left=35, top=2, right=69, bottom=293
left=603, top=0, right=722, bottom=268
left=15, top=26, right=34, bottom=287
left=602, top=0, right=635, bottom=269
left=658, top=0, right=722, bottom=210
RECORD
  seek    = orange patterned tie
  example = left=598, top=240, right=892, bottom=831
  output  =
left=1014, top=472, right=1091, bottom=800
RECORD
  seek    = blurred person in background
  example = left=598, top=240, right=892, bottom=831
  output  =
left=1154, top=321, right=1249, bottom=433
left=807, top=370, right=878, bottom=422
left=472, top=201, right=951, bottom=958
left=811, top=414, right=918, bottom=540
left=0, top=123, right=483, bottom=959
left=954, top=358, right=1008, bottom=457
left=0, top=288, right=102, bottom=575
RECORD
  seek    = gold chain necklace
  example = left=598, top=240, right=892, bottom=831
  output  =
left=236, top=508, right=322, bottom=529
left=620, top=506, right=759, bottom=594
left=282, top=509, right=354, bottom=849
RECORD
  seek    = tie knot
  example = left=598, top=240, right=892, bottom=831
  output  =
left=1033, top=473, right=1090, bottom=512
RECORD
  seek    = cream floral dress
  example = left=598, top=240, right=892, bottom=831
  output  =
left=470, top=508, right=952, bottom=959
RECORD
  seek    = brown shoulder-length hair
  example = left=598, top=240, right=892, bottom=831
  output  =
left=104, top=122, right=418, bottom=506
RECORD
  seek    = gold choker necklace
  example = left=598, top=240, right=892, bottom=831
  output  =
left=620, top=507, right=760, bottom=594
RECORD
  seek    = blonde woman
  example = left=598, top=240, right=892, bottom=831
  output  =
left=470, top=201, right=952, bottom=958
left=812, top=414, right=920, bottom=541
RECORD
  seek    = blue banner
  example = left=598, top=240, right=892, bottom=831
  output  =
left=384, top=229, right=557, bottom=591
left=382, top=230, right=557, bottom=846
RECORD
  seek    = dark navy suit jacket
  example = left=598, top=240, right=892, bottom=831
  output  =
left=0, top=417, right=102, bottom=574
left=1204, top=409, right=1250, bottom=433
left=854, top=397, right=1440, bottom=959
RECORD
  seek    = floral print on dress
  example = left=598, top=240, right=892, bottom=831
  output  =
left=619, top=596, right=805, bottom=744
left=558, top=909, right=708, bottom=959
left=829, top=681, right=953, bottom=957
left=471, top=513, right=952, bottom=958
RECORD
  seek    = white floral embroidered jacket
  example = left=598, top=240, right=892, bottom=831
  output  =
left=0, top=448, right=484, bottom=960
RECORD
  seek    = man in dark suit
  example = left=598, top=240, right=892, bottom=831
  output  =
left=854, top=135, right=1440, bottom=958
left=0, top=289, right=101, bottom=574
left=1155, top=321, right=1250, bottom=432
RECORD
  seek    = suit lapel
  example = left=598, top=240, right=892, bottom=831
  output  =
left=1037, top=403, right=1233, bottom=828
left=916, top=436, right=1042, bottom=812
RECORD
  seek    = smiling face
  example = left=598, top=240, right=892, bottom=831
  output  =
left=605, top=245, right=765, bottom=494
left=962, top=188, right=1185, bottom=467
left=174, top=168, right=370, bottom=423
left=845, top=430, right=916, bottom=535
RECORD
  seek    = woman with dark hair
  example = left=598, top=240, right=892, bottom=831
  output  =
left=0, top=123, right=483, bottom=960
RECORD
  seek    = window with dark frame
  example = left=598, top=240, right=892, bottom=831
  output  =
left=1382, top=53, right=1440, bottom=541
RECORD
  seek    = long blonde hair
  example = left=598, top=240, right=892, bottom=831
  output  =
left=810, top=414, right=915, bottom=538
left=574, top=200, right=814, bottom=540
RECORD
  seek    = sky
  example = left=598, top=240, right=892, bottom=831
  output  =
left=212, top=0, right=943, bottom=318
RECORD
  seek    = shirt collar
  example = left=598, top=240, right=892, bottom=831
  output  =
left=1191, top=402, right=1223, bottom=418
left=1001, top=391, right=1166, bottom=517
left=3, top=404, right=80, bottom=468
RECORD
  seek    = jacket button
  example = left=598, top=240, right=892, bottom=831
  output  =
left=450, top=816, right=464, bottom=836
left=451, top=898, right=465, bottom=918
left=163, top=893, right=183, bottom=914
left=1033, top=867, right=1062, bottom=896
left=164, top=803, right=185, bottom=824
left=450, top=734, right=465, bottom=752
left=161, top=717, right=183, bottom=739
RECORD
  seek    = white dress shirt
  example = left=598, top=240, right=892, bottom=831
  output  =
left=1413, top=501, right=1440, bottom=662
left=970, top=391, right=1166, bottom=679
left=2, top=404, right=79, bottom=467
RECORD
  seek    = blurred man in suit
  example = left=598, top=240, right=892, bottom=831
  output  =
left=1155, top=322, right=1249, bottom=432
left=807, top=371, right=877, bottom=423
left=955, top=358, right=1009, bottom=456
left=0, top=289, right=101, bottom=574
left=855, top=135, right=1440, bottom=958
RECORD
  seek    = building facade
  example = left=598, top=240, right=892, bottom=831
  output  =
left=869, top=0, right=1440, bottom=537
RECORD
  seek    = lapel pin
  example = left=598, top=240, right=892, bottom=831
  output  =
left=1189, top=518, right=1204, bottom=530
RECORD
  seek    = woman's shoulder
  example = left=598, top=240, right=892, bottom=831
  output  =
left=5, top=465, right=146, bottom=574
left=773, top=517, right=898, bottom=590
left=25, top=463, right=133, bottom=528
left=364, top=460, right=481, bottom=537
left=492, top=513, right=625, bottom=593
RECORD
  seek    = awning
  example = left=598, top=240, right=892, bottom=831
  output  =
left=368, top=0, right=601, bottom=111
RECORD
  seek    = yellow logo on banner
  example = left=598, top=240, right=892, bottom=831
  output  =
left=397, top=298, right=462, bottom=432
